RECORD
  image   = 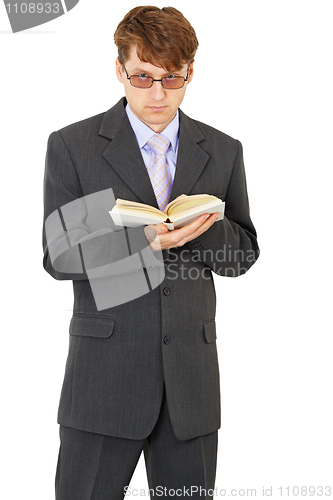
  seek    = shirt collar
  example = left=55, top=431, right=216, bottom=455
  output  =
left=126, top=103, right=179, bottom=152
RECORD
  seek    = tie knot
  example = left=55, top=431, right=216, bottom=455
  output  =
left=147, top=134, right=170, bottom=156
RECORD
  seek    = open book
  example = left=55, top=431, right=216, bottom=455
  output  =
left=109, top=194, right=225, bottom=230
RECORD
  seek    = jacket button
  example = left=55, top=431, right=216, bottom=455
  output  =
left=163, top=287, right=171, bottom=296
left=163, top=335, right=171, bottom=345
left=193, top=242, right=203, bottom=251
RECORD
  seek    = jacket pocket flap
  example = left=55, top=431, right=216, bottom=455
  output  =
left=69, top=315, right=115, bottom=338
left=203, top=320, right=217, bottom=343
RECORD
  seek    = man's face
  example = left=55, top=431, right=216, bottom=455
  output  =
left=116, top=45, right=193, bottom=133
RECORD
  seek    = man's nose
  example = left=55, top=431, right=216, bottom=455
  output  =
left=149, top=80, right=167, bottom=100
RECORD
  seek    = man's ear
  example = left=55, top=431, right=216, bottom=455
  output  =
left=187, top=61, right=194, bottom=84
left=115, top=59, right=124, bottom=83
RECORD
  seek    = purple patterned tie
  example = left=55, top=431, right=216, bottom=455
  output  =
left=147, top=134, right=172, bottom=212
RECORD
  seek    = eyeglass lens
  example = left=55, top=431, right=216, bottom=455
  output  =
left=130, top=75, right=185, bottom=89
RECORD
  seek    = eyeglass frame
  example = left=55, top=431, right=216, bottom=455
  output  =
left=123, top=65, right=190, bottom=90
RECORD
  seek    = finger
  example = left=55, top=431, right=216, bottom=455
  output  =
left=157, top=223, right=170, bottom=234
left=172, top=213, right=211, bottom=238
left=175, top=213, right=218, bottom=247
left=189, top=213, right=218, bottom=237
left=159, top=214, right=214, bottom=248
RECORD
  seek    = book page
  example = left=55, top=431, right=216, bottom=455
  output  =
left=116, top=199, right=163, bottom=216
left=166, top=195, right=218, bottom=216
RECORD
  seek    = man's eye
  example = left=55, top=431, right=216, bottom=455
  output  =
left=165, top=75, right=176, bottom=79
left=138, top=73, right=149, bottom=78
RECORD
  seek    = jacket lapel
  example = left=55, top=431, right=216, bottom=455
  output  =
left=169, top=110, right=210, bottom=200
left=100, top=98, right=158, bottom=207
left=99, top=98, right=210, bottom=208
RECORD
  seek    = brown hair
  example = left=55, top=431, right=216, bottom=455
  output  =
left=114, top=6, right=199, bottom=71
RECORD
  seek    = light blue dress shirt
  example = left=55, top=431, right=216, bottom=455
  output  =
left=125, top=104, right=179, bottom=181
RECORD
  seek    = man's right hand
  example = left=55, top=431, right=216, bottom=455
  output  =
left=144, top=212, right=219, bottom=251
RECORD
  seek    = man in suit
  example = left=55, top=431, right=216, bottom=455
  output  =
left=43, top=6, right=259, bottom=499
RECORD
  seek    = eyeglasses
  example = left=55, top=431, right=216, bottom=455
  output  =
left=123, top=66, right=189, bottom=90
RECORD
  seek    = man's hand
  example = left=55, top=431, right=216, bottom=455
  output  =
left=144, top=212, right=219, bottom=251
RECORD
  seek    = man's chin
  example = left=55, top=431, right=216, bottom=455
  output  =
left=143, top=110, right=175, bottom=132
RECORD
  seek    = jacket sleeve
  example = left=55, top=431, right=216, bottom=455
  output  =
left=188, top=140, right=259, bottom=276
left=42, top=131, right=163, bottom=281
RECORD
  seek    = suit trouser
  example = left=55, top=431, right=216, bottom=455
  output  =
left=55, top=390, right=218, bottom=500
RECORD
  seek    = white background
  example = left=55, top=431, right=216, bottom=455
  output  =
left=1, top=0, right=332, bottom=498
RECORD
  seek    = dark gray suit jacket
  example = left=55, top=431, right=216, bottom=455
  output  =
left=43, top=97, right=259, bottom=441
